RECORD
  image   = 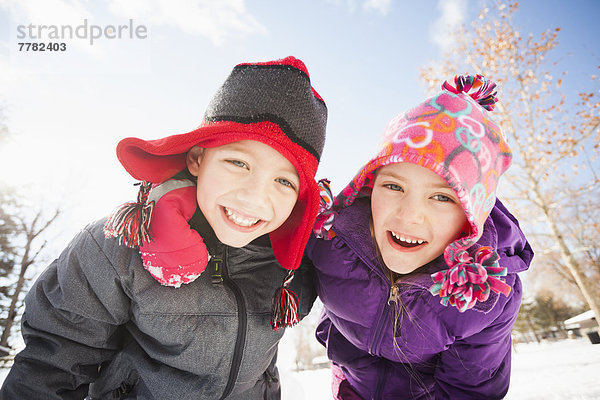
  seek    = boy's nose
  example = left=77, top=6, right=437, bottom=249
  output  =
left=236, top=177, right=270, bottom=207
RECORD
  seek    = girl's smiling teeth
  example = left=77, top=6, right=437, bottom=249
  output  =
left=390, top=231, right=427, bottom=247
left=224, top=207, right=261, bottom=227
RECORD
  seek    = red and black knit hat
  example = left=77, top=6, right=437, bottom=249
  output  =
left=114, top=56, right=327, bottom=273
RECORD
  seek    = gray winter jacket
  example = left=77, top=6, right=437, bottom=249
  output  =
left=0, top=212, right=316, bottom=399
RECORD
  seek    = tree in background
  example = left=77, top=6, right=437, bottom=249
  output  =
left=420, top=1, right=600, bottom=326
left=0, top=188, right=20, bottom=318
left=0, top=113, right=61, bottom=353
left=0, top=193, right=60, bottom=351
left=512, top=301, right=542, bottom=344
left=513, top=295, right=587, bottom=343
left=529, top=295, right=575, bottom=337
left=0, top=113, right=17, bottom=354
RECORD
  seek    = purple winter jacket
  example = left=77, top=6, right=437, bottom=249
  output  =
left=307, top=198, right=533, bottom=400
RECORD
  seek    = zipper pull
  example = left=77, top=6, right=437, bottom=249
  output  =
left=388, top=284, right=399, bottom=306
left=210, top=246, right=224, bottom=285
left=211, top=256, right=223, bottom=284
left=209, top=243, right=225, bottom=285
left=388, top=284, right=402, bottom=338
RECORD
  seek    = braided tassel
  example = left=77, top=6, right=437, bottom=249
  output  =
left=104, top=181, right=154, bottom=248
left=270, top=270, right=299, bottom=331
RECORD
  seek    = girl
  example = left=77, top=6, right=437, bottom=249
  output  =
left=308, top=75, right=533, bottom=399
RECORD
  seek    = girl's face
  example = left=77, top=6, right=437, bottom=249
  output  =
left=371, top=163, right=467, bottom=275
left=186, top=140, right=300, bottom=248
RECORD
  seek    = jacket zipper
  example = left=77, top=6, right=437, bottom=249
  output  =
left=372, top=285, right=398, bottom=399
left=373, top=285, right=399, bottom=399
left=369, top=300, right=386, bottom=355
left=213, top=245, right=248, bottom=400
left=343, top=236, right=393, bottom=356
left=368, top=283, right=397, bottom=355
left=374, top=359, right=388, bottom=400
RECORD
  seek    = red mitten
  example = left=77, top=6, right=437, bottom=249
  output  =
left=140, top=182, right=209, bottom=287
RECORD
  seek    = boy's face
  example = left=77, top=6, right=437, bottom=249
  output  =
left=187, top=140, right=300, bottom=248
left=370, top=163, right=467, bottom=275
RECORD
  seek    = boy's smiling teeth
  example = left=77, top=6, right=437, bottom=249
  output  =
left=391, top=231, right=425, bottom=245
left=224, top=207, right=260, bottom=227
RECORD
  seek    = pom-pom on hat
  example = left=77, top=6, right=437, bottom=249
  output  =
left=318, top=74, right=513, bottom=312
left=113, top=56, right=327, bottom=273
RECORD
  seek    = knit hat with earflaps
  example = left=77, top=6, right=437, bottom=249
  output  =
left=315, top=75, right=512, bottom=312
left=104, top=56, right=327, bottom=329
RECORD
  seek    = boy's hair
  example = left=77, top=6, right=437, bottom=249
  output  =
left=113, top=56, right=327, bottom=272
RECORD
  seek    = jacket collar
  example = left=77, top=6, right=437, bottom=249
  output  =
left=332, top=197, right=382, bottom=275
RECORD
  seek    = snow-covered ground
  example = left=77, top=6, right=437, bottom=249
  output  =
left=278, top=337, right=600, bottom=400
left=506, top=338, right=600, bottom=400
left=1, top=337, right=598, bottom=398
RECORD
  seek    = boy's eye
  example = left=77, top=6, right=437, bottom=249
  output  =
left=227, top=159, right=248, bottom=169
left=276, top=177, right=296, bottom=190
left=384, top=183, right=403, bottom=192
left=432, top=194, right=454, bottom=203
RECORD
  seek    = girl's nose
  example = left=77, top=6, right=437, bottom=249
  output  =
left=397, top=195, right=425, bottom=224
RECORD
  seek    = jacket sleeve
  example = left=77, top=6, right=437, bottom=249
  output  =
left=433, top=275, right=522, bottom=400
left=434, top=332, right=513, bottom=399
left=0, top=223, right=132, bottom=400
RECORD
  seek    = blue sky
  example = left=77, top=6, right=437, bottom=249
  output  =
left=0, top=0, right=599, bottom=248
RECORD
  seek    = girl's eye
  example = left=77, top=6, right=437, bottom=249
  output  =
left=432, top=194, right=454, bottom=203
left=276, top=178, right=296, bottom=190
left=227, top=159, right=248, bottom=169
left=384, top=183, right=403, bottom=192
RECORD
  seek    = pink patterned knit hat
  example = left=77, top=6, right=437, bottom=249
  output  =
left=316, top=75, right=513, bottom=312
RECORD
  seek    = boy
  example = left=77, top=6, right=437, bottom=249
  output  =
left=1, top=56, right=327, bottom=399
